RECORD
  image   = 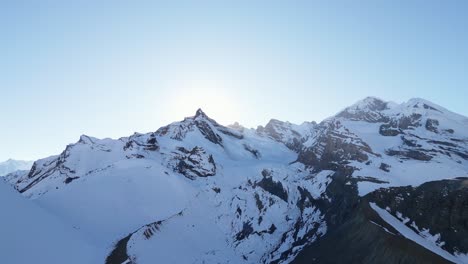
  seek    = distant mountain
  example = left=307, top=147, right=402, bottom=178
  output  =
left=6, top=98, right=468, bottom=264
left=0, top=159, right=33, bottom=176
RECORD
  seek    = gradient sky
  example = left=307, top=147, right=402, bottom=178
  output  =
left=2, top=1, right=468, bottom=161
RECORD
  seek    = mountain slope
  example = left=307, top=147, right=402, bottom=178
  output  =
left=0, top=180, right=101, bottom=263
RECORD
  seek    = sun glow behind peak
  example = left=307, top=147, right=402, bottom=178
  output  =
left=165, top=76, right=240, bottom=126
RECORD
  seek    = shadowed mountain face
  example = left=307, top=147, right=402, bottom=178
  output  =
left=293, top=178, right=468, bottom=264
left=5, top=97, right=468, bottom=264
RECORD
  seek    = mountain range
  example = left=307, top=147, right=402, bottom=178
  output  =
left=3, top=97, right=468, bottom=264
left=0, top=159, right=33, bottom=176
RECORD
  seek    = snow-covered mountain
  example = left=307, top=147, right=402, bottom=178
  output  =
left=5, top=97, right=468, bottom=264
left=0, top=159, right=33, bottom=176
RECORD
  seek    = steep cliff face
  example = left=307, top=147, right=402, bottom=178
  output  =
left=294, top=178, right=468, bottom=264
left=368, top=178, right=468, bottom=257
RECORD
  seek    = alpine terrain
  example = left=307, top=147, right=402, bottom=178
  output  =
left=3, top=97, right=468, bottom=264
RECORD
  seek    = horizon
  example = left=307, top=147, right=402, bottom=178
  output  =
left=2, top=95, right=466, bottom=162
left=3, top=1, right=468, bottom=161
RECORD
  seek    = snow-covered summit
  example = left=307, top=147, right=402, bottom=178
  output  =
left=334, top=96, right=390, bottom=123
left=344, top=96, right=389, bottom=111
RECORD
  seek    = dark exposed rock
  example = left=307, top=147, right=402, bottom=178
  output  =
left=454, top=150, right=468, bottom=160
left=425, top=118, right=440, bottom=133
left=126, top=154, right=145, bottom=159
left=236, top=207, right=242, bottom=216
left=296, top=186, right=314, bottom=213
left=254, top=193, right=264, bottom=212
left=445, top=129, right=455, bottom=134
left=155, top=122, right=194, bottom=141
left=194, top=108, right=206, bottom=118
left=293, top=177, right=468, bottom=264
left=64, top=176, right=79, bottom=184
left=235, top=222, right=254, bottom=241
left=145, top=136, right=159, bottom=151
left=194, top=119, right=223, bottom=146
left=175, top=146, right=216, bottom=179
left=401, top=136, right=421, bottom=148
left=379, top=114, right=423, bottom=137
left=282, top=165, right=358, bottom=264
left=386, top=149, right=433, bottom=161
left=106, top=211, right=184, bottom=264
left=428, top=140, right=457, bottom=148
left=105, top=234, right=132, bottom=264
left=124, top=133, right=159, bottom=151
left=397, top=114, right=422, bottom=130
left=421, top=103, right=442, bottom=112
left=298, top=121, right=374, bottom=169
left=268, top=224, right=277, bottom=234
left=27, top=162, right=38, bottom=179
left=318, top=167, right=359, bottom=227
left=254, top=172, right=288, bottom=202
left=243, top=144, right=261, bottom=159
left=155, top=125, right=171, bottom=137
left=235, top=222, right=277, bottom=244
left=193, top=108, right=244, bottom=143
left=292, top=199, right=452, bottom=264
left=355, top=176, right=389, bottom=184
left=20, top=146, right=77, bottom=193
left=379, top=124, right=400, bottom=136
left=176, top=146, right=190, bottom=154
left=155, top=108, right=242, bottom=143
left=369, top=178, right=468, bottom=254
left=261, top=169, right=272, bottom=178
left=379, top=163, right=391, bottom=172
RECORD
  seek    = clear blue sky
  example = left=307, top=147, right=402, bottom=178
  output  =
left=2, top=1, right=468, bottom=161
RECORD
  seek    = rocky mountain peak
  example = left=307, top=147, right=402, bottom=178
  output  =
left=194, top=108, right=208, bottom=119
left=78, top=135, right=97, bottom=145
